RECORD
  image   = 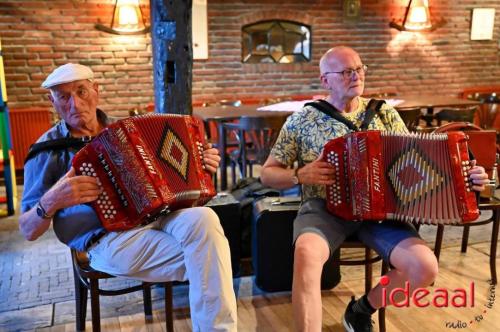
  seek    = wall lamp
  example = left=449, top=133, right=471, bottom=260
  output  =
left=95, top=0, right=150, bottom=35
left=389, top=0, right=443, bottom=32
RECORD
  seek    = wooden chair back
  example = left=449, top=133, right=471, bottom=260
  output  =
left=397, top=108, right=422, bottom=132
left=223, top=115, right=288, bottom=179
left=435, top=106, right=477, bottom=125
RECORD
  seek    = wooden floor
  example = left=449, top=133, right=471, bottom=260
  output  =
left=37, top=241, right=499, bottom=332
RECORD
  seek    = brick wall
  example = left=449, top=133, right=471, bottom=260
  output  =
left=1, top=0, right=499, bottom=117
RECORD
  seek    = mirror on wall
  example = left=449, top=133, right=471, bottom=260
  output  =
left=242, top=20, right=311, bottom=64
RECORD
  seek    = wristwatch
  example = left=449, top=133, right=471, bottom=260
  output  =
left=36, top=201, right=52, bottom=219
left=291, top=168, right=301, bottom=185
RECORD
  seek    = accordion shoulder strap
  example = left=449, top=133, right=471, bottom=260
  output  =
left=24, top=136, right=92, bottom=165
left=304, top=98, right=385, bottom=132
left=362, top=99, right=386, bottom=130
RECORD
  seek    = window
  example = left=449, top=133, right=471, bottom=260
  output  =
left=242, top=20, right=311, bottom=64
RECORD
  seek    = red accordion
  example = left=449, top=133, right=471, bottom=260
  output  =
left=72, top=114, right=216, bottom=231
left=322, top=131, right=479, bottom=225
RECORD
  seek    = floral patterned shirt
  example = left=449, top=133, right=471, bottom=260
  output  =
left=271, top=97, right=409, bottom=200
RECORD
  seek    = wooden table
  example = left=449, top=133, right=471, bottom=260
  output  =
left=394, top=95, right=481, bottom=126
left=394, top=95, right=480, bottom=109
left=194, top=105, right=293, bottom=190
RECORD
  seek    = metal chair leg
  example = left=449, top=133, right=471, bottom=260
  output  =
left=364, top=247, right=372, bottom=293
left=461, top=225, right=470, bottom=253
left=434, top=225, right=444, bottom=262
left=379, top=262, right=389, bottom=332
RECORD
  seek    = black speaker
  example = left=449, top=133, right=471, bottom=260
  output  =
left=252, top=197, right=341, bottom=292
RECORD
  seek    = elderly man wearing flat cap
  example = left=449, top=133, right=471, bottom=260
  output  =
left=19, top=63, right=237, bottom=331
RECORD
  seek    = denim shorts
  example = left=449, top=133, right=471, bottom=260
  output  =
left=293, top=198, right=421, bottom=263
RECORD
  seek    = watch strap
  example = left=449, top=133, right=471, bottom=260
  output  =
left=37, top=201, right=52, bottom=219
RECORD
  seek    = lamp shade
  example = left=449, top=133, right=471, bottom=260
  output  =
left=404, top=0, right=432, bottom=31
left=389, top=0, right=438, bottom=32
left=95, top=0, right=150, bottom=35
left=112, top=0, right=145, bottom=32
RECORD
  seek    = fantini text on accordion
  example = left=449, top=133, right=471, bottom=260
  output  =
left=72, top=114, right=216, bottom=231
left=322, top=130, right=479, bottom=225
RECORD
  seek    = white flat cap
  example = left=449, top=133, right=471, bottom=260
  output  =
left=41, top=63, right=94, bottom=89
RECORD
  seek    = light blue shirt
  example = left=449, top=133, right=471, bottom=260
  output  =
left=21, top=110, right=110, bottom=251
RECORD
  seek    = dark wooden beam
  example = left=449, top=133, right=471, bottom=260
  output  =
left=150, top=0, right=192, bottom=115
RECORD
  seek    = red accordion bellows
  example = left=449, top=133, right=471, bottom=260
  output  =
left=72, top=114, right=216, bottom=231
left=323, top=131, right=478, bottom=225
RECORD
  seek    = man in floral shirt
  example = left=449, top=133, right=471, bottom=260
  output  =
left=261, top=46, right=489, bottom=332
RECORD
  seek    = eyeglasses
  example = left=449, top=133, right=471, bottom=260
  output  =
left=323, top=65, right=368, bottom=80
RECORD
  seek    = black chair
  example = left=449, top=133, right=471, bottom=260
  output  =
left=397, top=108, right=422, bottom=132
left=223, top=115, right=288, bottom=183
left=432, top=199, right=500, bottom=285
left=71, top=249, right=174, bottom=332
left=435, top=106, right=477, bottom=126
left=200, top=100, right=244, bottom=188
left=339, top=239, right=389, bottom=332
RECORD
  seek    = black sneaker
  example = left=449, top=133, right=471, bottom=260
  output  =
left=342, top=296, right=373, bottom=332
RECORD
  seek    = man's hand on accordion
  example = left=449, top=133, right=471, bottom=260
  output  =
left=468, top=160, right=489, bottom=192
left=202, top=143, right=221, bottom=175
left=44, top=167, right=102, bottom=214
left=297, top=151, right=336, bottom=185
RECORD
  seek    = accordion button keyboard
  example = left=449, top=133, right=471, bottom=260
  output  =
left=326, top=151, right=343, bottom=206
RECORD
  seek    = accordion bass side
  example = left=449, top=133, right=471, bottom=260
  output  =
left=72, top=114, right=216, bottom=231
left=322, top=131, right=479, bottom=225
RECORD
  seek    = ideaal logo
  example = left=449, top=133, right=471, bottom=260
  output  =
left=379, top=276, right=496, bottom=329
left=380, top=276, right=475, bottom=308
